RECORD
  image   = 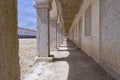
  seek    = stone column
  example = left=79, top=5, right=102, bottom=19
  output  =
left=60, top=28, right=63, bottom=45
left=57, top=23, right=61, bottom=48
left=61, top=32, right=64, bottom=43
left=56, top=22, right=58, bottom=48
left=34, top=0, right=52, bottom=57
left=60, top=29, right=62, bottom=45
left=0, top=0, right=20, bottom=80
left=50, top=18, right=57, bottom=51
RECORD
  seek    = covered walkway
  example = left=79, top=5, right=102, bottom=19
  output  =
left=24, top=39, right=115, bottom=80
left=0, top=0, right=120, bottom=80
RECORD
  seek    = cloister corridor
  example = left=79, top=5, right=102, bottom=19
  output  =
left=19, top=38, right=114, bottom=80
left=0, top=0, right=120, bottom=80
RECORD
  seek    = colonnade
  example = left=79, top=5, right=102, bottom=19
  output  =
left=0, top=0, right=120, bottom=80
left=34, top=0, right=66, bottom=57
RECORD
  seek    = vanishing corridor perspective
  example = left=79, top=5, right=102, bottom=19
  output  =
left=0, top=0, right=120, bottom=80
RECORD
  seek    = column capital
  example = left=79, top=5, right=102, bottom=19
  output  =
left=33, top=0, right=52, bottom=10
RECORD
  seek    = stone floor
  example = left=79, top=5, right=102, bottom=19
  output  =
left=22, top=39, right=115, bottom=80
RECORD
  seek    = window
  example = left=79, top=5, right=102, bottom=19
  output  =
left=85, top=5, right=91, bottom=36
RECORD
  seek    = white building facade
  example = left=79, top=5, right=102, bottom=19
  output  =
left=18, top=27, right=36, bottom=38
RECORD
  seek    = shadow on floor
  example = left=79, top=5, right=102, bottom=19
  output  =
left=55, top=39, right=115, bottom=80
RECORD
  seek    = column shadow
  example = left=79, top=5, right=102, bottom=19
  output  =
left=54, top=39, right=115, bottom=80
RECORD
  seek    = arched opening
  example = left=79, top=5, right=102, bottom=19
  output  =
left=17, top=0, right=37, bottom=79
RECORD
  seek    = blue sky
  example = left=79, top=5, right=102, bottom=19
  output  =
left=18, top=0, right=36, bottom=30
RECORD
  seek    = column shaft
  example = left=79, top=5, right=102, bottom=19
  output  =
left=50, top=20, right=57, bottom=51
left=37, top=8, right=50, bottom=57
left=57, top=24, right=61, bottom=47
left=0, top=0, right=20, bottom=80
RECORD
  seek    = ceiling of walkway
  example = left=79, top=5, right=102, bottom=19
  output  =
left=58, top=0, right=83, bottom=33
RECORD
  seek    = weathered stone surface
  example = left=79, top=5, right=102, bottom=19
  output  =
left=34, top=0, right=55, bottom=57
left=100, top=0, right=120, bottom=79
left=0, top=0, right=20, bottom=80
left=69, top=0, right=100, bottom=62
left=36, top=8, right=50, bottom=57
left=33, top=0, right=52, bottom=9
left=49, top=0, right=58, bottom=51
left=56, top=23, right=62, bottom=47
left=50, top=19, right=57, bottom=51
left=34, top=56, right=54, bottom=62
left=68, top=0, right=120, bottom=80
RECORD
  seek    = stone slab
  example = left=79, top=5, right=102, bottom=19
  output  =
left=34, top=56, right=54, bottom=63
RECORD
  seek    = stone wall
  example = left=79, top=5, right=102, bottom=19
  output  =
left=69, top=0, right=120, bottom=79
left=100, top=0, right=120, bottom=79
left=0, top=0, right=20, bottom=80
left=69, top=0, right=100, bottom=62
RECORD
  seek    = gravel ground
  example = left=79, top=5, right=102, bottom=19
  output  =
left=19, top=39, right=115, bottom=80
left=19, top=38, right=37, bottom=80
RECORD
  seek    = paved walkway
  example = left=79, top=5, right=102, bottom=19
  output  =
left=24, top=39, right=115, bottom=80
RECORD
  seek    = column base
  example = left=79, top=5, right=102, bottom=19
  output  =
left=34, top=56, right=54, bottom=63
